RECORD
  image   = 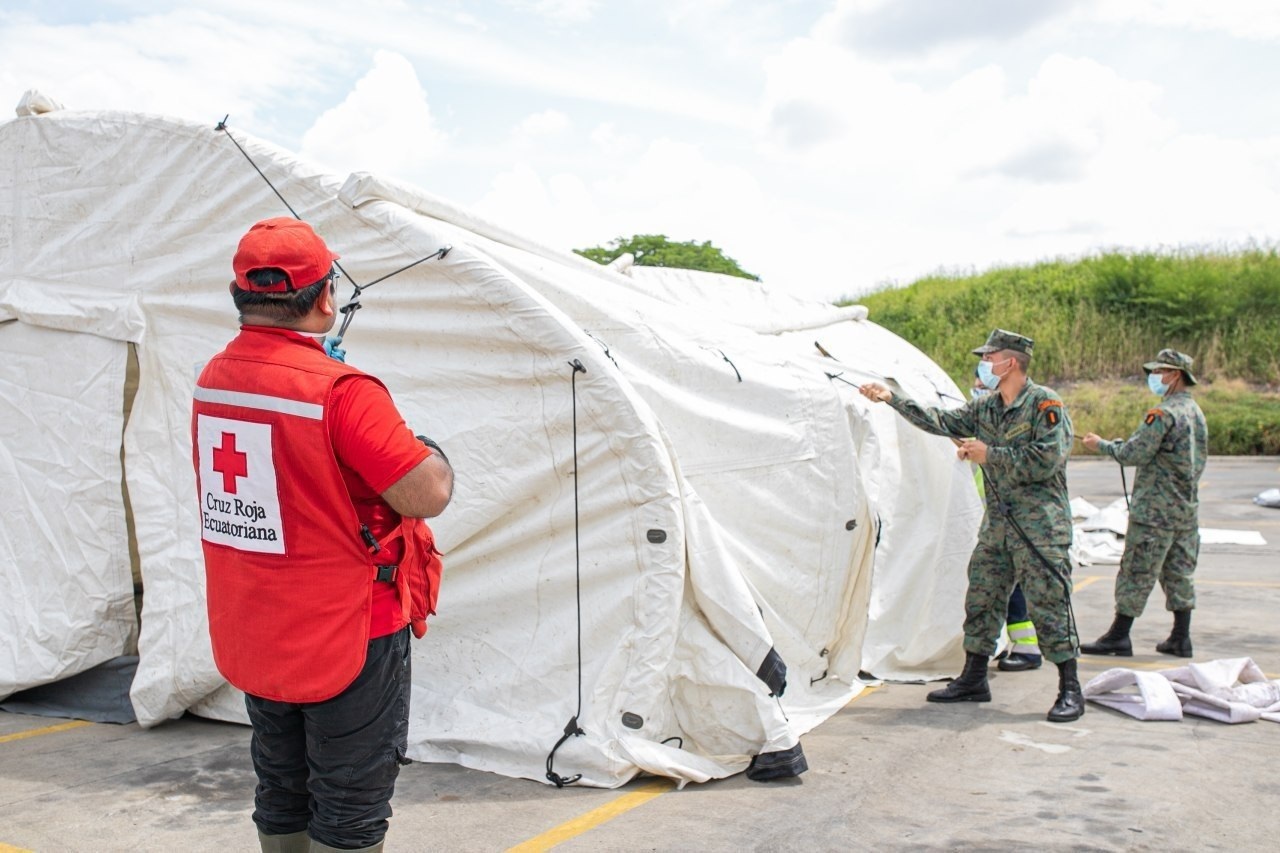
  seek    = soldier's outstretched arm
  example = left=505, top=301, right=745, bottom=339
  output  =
left=884, top=392, right=978, bottom=441
left=1098, top=409, right=1169, bottom=466
left=860, top=380, right=978, bottom=440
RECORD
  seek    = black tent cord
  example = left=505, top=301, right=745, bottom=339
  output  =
left=1110, top=447, right=1132, bottom=511
left=545, top=358, right=588, bottom=788
left=979, top=470, right=1080, bottom=649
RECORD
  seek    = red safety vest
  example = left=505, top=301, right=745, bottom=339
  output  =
left=191, top=328, right=440, bottom=703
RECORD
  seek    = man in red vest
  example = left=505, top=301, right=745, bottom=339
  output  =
left=192, top=218, right=454, bottom=853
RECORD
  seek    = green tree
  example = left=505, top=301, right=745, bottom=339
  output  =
left=575, top=234, right=759, bottom=281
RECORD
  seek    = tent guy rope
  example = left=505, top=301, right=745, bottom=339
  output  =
left=214, top=116, right=451, bottom=357
left=545, top=358, right=589, bottom=788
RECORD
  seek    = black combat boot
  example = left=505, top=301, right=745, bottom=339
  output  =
left=1047, top=658, right=1085, bottom=722
left=927, top=652, right=991, bottom=703
left=1156, top=610, right=1193, bottom=657
left=1079, top=613, right=1134, bottom=656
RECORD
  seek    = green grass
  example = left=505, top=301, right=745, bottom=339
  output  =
left=848, top=247, right=1280, bottom=454
left=851, top=247, right=1280, bottom=385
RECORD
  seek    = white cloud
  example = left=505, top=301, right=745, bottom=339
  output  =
left=514, top=109, right=571, bottom=140
left=2, top=1, right=1279, bottom=303
left=1089, top=0, right=1280, bottom=41
left=473, top=137, right=770, bottom=269
left=299, top=51, right=448, bottom=179
left=820, top=0, right=1081, bottom=57
left=0, top=9, right=328, bottom=133
left=472, top=162, right=599, bottom=249
left=507, top=0, right=600, bottom=24
left=588, top=122, right=642, bottom=158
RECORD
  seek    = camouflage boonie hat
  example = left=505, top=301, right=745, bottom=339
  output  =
left=971, top=328, right=1034, bottom=356
left=1143, top=348, right=1197, bottom=385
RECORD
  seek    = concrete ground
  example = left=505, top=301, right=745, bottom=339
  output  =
left=2, top=456, right=1278, bottom=852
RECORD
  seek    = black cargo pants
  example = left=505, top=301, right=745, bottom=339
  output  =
left=245, top=627, right=411, bottom=849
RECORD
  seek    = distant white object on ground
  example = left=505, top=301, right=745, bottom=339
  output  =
left=1254, top=487, right=1280, bottom=508
left=1069, top=497, right=1266, bottom=566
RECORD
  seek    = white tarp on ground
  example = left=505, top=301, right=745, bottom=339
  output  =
left=1085, top=658, right=1280, bottom=723
left=1070, top=497, right=1266, bottom=566
left=0, top=103, right=981, bottom=787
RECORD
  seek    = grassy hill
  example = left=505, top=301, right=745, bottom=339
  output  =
left=849, top=248, right=1280, bottom=454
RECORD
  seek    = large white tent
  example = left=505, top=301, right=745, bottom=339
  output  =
left=0, top=97, right=982, bottom=787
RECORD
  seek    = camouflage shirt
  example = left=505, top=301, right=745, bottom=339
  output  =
left=888, top=379, right=1074, bottom=545
left=1098, top=391, right=1207, bottom=529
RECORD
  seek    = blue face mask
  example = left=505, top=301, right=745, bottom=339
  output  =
left=1147, top=373, right=1170, bottom=396
left=976, top=358, right=1004, bottom=390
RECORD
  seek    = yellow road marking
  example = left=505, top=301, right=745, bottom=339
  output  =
left=505, top=687, right=891, bottom=851
left=0, top=843, right=34, bottom=852
left=507, top=779, right=676, bottom=852
left=1073, top=575, right=1105, bottom=590
left=0, top=719, right=92, bottom=744
left=851, top=684, right=882, bottom=702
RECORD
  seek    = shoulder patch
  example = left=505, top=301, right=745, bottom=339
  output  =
left=1037, top=398, right=1062, bottom=427
left=1145, top=408, right=1165, bottom=426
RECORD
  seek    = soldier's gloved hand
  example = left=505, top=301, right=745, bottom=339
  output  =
left=323, top=336, right=347, bottom=362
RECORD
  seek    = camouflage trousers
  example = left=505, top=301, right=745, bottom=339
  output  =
left=1114, top=520, right=1198, bottom=617
left=962, top=536, right=1077, bottom=663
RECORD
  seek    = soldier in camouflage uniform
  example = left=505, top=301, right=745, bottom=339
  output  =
left=860, top=329, right=1083, bottom=723
left=1081, top=349, right=1208, bottom=658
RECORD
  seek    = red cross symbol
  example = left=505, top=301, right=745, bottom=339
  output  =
left=212, top=432, right=249, bottom=494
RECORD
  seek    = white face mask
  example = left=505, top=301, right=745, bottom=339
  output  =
left=1148, top=372, right=1171, bottom=396
left=976, top=357, right=1009, bottom=390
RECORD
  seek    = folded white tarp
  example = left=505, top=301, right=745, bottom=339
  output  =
left=0, top=103, right=981, bottom=786
left=1085, top=658, right=1280, bottom=724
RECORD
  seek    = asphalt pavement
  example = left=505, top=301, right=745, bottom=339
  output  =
left=2, top=456, right=1278, bottom=852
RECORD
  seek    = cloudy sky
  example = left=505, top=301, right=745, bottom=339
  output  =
left=3, top=0, right=1278, bottom=301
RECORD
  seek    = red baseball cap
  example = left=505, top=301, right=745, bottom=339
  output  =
left=232, top=217, right=341, bottom=292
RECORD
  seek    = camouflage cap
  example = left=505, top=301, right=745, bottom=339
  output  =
left=1143, top=348, right=1197, bottom=385
left=971, top=328, right=1034, bottom=356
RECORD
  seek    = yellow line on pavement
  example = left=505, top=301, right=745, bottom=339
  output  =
left=0, top=842, right=34, bottom=852
left=507, top=778, right=676, bottom=852
left=851, top=684, right=882, bottom=702
left=0, top=719, right=92, bottom=744
left=1073, top=575, right=1105, bottom=591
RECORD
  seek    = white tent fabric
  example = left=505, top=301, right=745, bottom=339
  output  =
left=0, top=103, right=981, bottom=786
left=0, top=323, right=137, bottom=694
